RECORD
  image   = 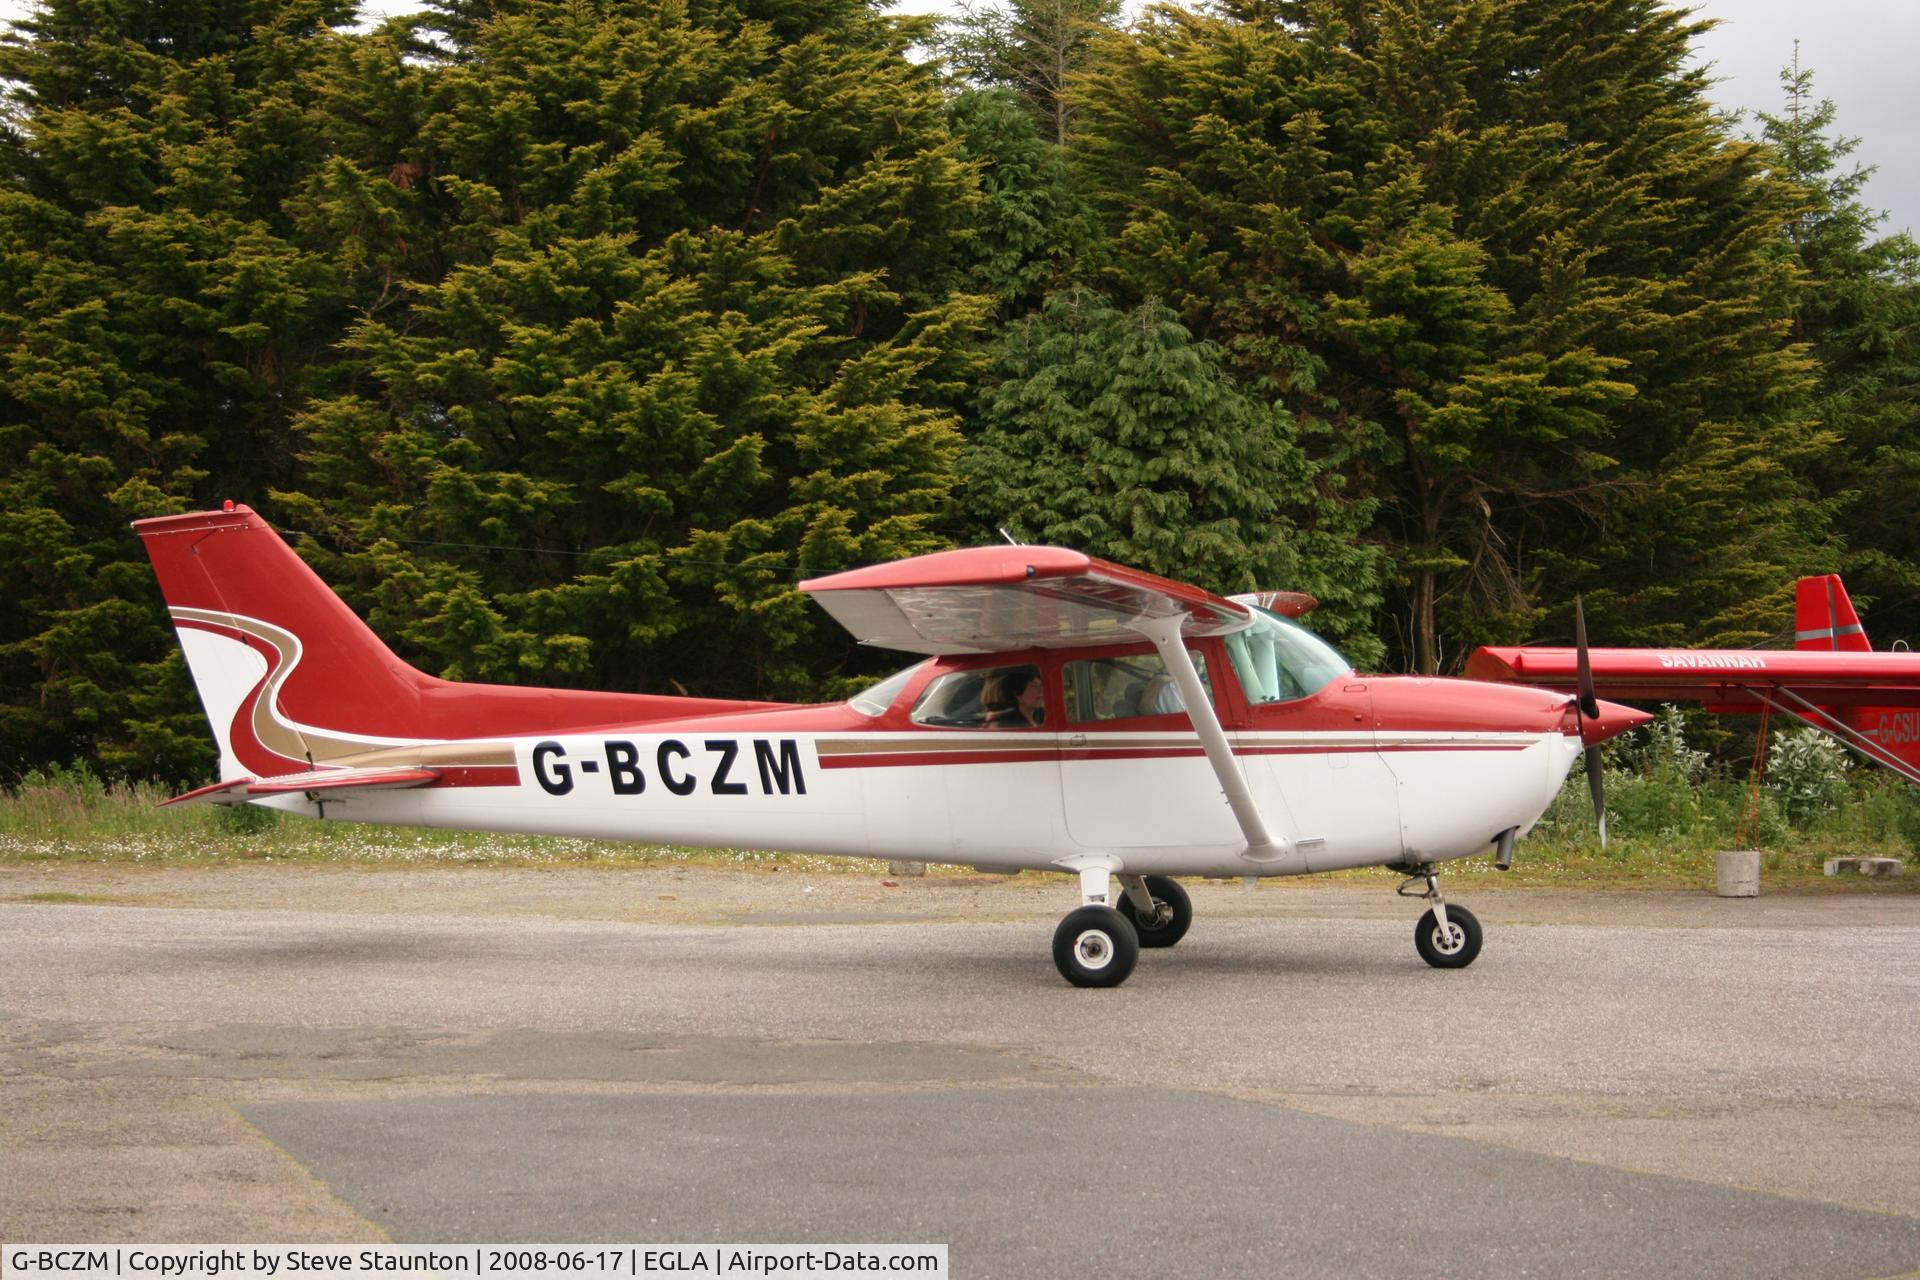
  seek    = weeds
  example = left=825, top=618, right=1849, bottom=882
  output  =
left=1512, top=709, right=1915, bottom=885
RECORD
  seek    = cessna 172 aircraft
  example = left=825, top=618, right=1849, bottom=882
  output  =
left=1468, top=575, right=1920, bottom=790
left=135, top=504, right=1649, bottom=987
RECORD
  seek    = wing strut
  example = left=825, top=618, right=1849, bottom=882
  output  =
left=1131, top=614, right=1301, bottom=869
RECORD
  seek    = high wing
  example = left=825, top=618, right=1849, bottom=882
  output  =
left=802, top=546, right=1289, bottom=863
left=1464, top=647, right=1920, bottom=711
left=798, top=546, right=1252, bottom=655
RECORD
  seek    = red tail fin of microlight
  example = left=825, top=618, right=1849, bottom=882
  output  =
left=1795, top=575, right=1871, bottom=652
left=133, top=505, right=781, bottom=786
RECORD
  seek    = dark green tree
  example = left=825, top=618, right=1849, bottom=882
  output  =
left=947, top=88, right=1090, bottom=317
left=1073, top=0, right=1834, bottom=667
left=0, top=0, right=353, bottom=783
left=961, top=289, right=1385, bottom=663
left=937, top=0, right=1124, bottom=144
left=280, top=0, right=992, bottom=701
left=1759, top=50, right=1920, bottom=646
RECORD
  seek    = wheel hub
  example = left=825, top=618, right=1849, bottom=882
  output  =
left=1074, top=930, right=1114, bottom=970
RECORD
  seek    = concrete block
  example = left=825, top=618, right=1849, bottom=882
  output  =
left=1715, top=849, right=1761, bottom=897
left=1823, top=856, right=1906, bottom=877
left=887, top=860, right=927, bottom=877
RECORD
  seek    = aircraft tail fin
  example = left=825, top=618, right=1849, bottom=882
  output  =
left=1794, top=575, right=1871, bottom=652
left=133, top=504, right=782, bottom=783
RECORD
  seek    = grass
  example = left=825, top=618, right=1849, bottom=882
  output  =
left=0, top=763, right=891, bottom=875
left=1, top=759, right=1915, bottom=891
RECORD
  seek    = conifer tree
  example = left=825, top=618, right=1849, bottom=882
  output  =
left=938, top=0, right=1123, bottom=144
left=947, top=88, right=1090, bottom=317
left=1073, top=0, right=1833, bottom=666
left=0, top=0, right=352, bottom=783
left=1759, top=52, right=1920, bottom=645
left=281, top=0, right=991, bottom=701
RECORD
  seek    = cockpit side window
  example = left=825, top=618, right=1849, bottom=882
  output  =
left=1063, top=650, right=1214, bottom=723
left=910, top=663, right=1046, bottom=729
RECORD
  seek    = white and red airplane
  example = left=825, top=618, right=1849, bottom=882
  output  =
left=135, top=504, right=1649, bottom=987
left=1468, top=575, right=1920, bottom=790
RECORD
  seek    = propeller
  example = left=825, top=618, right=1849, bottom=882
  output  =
left=1574, top=596, right=1609, bottom=848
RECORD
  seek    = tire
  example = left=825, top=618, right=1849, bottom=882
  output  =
left=1052, top=905, right=1140, bottom=988
left=1415, top=904, right=1482, bottom=969
left=1115, top=875, right=1193, bottom=949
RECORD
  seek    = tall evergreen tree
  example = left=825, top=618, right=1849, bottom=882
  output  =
left=962, top=290, right=1385, bottom=663
left=280, top=0, right=992, bottom=702
left=947, top=88, right=1090, bottom=317
left=0, top=0, right=353, bottom=783
left=1072, top=0, right=1834, bottom=667
left=938, top=0, right=1123, bottom=144
left=1759, top=51, right=1920, bottom=646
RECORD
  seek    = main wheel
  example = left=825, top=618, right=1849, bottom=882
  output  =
left=1052, top=905, right=1140, bottom=988
left=1115, top=875, right=1192, bottom=948
left=1415, top=904, right=1482, bottom=969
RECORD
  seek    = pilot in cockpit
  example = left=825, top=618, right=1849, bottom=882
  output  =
left=983, top=668, right=1045, bottom=728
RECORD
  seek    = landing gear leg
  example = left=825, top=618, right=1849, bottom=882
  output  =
left=1116, top=874, right=1193, bottom=948
left=1051, top=864, right=1139, bottom=988
left=1398, top=865, right=1482, bottom=969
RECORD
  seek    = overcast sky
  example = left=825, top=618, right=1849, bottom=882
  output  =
left=1683, top=0, right=1917, bottom=237
left=2, top=0, right=1914, bottom=236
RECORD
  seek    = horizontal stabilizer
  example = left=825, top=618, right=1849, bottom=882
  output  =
left=160, top=778, right=256, bottom=808
left=1227, top=590, right=1318, bottom=618
left=245, top=766, right=442, bottom=796
left=162, top=766, right=443, bottom=807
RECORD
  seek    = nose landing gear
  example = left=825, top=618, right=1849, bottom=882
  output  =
left=1398, top=866, right=1483, bottom=969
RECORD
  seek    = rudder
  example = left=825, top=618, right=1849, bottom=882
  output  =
left=134, top=505, right=440, bottom=779
left=1794, top=575, right=1871, bottom=652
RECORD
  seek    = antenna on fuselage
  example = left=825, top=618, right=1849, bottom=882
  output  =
left=997, top=527, right=1023, bottom=546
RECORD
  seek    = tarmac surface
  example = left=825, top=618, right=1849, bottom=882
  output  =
left=2, top=864, right=1918, bottom=1278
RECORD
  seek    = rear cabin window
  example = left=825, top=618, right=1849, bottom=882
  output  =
left=1063, top=651, right=1213, bottom=723
left=909, top=664, right=1046, bottom=729
left=847, top=663, right=923, bottom=717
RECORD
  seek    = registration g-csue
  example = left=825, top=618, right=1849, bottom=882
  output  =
left=134, top=506, right=1648, bottom=987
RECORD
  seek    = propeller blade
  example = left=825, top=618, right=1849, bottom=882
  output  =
left=1575, top=596, right=1600, bottom=721
left=1574, top=595, right=1609, bottom=847
left=1586, top=743, right=1609, bottom=849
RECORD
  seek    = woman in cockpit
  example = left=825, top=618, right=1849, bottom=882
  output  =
left=983, top=668, right=1045, bottom=728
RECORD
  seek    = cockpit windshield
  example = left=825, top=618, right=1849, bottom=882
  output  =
left=847, top=662, right=924, bottom=717
left=1222, top=608, right=1352, bottom=704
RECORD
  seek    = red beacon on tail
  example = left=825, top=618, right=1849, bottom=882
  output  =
left=136, top=504, right=1648, bottom=987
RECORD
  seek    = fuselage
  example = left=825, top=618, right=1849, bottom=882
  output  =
left=260, top=641, right=1591, bottom=878
left=138, top=505, right=1633, bottom=879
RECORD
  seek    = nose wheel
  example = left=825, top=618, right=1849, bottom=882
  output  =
left=1398, top=867, right=1483, bottom=969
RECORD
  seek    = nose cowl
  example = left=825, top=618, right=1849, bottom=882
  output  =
left=1584, top=699, right=1653, bottom=744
